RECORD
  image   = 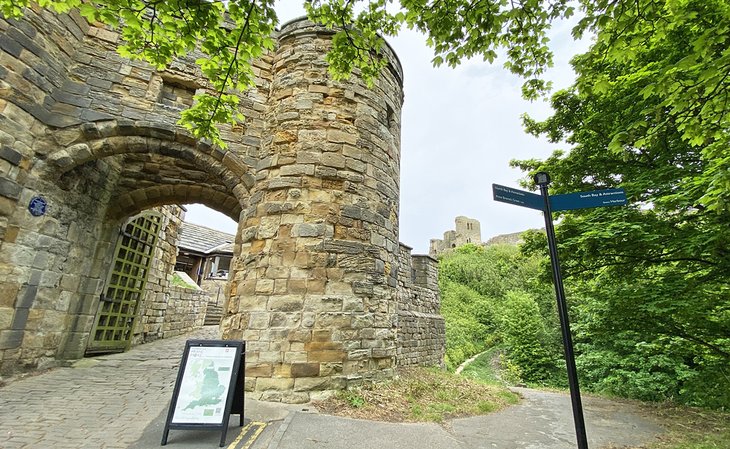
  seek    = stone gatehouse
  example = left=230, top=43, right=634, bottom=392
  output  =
left=0, top=8, right=444, bottom=400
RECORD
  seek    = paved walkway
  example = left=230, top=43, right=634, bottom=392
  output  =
left=0, top=327, right=666, bottom=449
left=259, top=389, right=665, bottom=449
left=0, top=327, right=220, bottom=449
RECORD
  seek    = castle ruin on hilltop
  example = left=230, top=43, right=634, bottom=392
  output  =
left=429, top=216, right=482, bottom=257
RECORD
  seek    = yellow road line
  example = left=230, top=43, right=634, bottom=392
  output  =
left=227, top=421, right=267, bottom=449
left=240, top=422, right=267, bottom=449
left=226, top=423, right=250, bottom=449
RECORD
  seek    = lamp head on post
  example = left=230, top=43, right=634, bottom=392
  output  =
left=534, top=171, right=551, bottom=186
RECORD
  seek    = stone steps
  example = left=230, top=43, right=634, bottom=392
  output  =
left=204, top=303, right=223, bottom=326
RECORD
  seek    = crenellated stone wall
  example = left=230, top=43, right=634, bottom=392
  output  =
left=396, top=244, right=444, bottom=367
left=0, top=9, right=444, bottom=400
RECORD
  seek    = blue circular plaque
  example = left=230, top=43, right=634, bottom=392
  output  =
left=28, top=196, right=47, bottom=217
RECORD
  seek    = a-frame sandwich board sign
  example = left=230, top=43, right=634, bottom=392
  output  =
left=161, top=340, right=246, bottom=447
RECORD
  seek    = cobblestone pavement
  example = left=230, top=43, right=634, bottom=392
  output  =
left=0, top=326, right=220, bottom=449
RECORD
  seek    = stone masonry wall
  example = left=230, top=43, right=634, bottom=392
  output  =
left=221, top=19, right=406, bottom=402
left=0, top=6, right=256, bottom=376
left=160, top=287, right=208, bottom=338
left=200, top=278, right=228, bottom=306
left=0, top=7, right=126, bottom=373
left=0, top=8, right=444, bottom=398
left=396, top=244, right=444, bottom=367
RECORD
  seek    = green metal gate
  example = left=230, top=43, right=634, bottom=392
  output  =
left=87, top=211, right=162, bottom=354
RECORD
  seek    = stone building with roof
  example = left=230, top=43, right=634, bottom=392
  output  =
left=174, top=222, right=235, bottom=284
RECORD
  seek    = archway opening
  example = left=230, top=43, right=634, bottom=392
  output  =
left=32, top=130, right=252, bottom=361
left=174, top=204, right=238, bottom=310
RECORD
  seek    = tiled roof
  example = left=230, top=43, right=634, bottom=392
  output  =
left=178, top=222, right=235, bottom=255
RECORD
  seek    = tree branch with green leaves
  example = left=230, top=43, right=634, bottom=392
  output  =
left=2, top=0, right=729, bottom=210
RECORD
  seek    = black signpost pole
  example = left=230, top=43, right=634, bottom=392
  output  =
left=533, top=172, right=589, bottom=449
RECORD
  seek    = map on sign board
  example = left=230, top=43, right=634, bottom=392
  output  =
left=171, top=345, right=237, bottom=424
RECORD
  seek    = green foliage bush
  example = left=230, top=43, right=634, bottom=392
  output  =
left=439, top=244, right=561, bottom=380
left=440, top=281, right=491, bottom=370
left=500, top=291, right=561, bottom=384
left=569, top=272, right=730, bottom=409
left=510, top=0, right=730, bottom=410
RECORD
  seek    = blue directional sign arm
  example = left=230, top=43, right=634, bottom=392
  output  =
left=550, top=188, right=627, bottom=212
left=492, top=184, right=544, bottom=211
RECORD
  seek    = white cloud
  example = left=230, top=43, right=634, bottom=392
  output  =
left=182, top=205, right=238, bottom=235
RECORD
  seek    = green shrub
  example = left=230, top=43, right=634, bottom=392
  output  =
left=500, top=291, right=560, bottom=384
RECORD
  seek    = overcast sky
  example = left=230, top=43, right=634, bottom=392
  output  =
left=183, top=1, right=592, bottom=254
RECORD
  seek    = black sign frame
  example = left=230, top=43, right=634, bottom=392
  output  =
left=161, top=339, right=246, bottom=447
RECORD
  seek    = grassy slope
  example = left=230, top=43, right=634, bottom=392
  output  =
left=314, top=367, right=518, bottom=423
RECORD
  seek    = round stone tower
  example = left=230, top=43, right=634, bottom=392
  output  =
left=221, top=19, right=404, bottom=402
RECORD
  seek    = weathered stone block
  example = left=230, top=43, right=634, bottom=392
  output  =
left=0, top=177, right=21, bottom=200
left=248, top=312, right=270, bottom=329
left=320, top=153, right=345, bottom=168
left=283, top=351, right=308, bottom=363
left=0, top=146, right=22, bottom=166
left=0, top=283, right=20, bottom=308
left=324, top=281, right=352, bottom=295
left=291, top=362, right=320, bottom=378
left=293, top=376, right=333, bottom=391
left=305, top=340, right=344, bottom=353
left=0, top=329, right=24, bottom=349
left=269, top=312, right=300, bottom=328
left=255, top=279, right=274, bottom=294
left=308, top=350, right=345, bottom=363
left=319, top=363, right=343, bottom=376
left=246, top=363, right=273, bottom=377
left=291, top=223, right=327, bottom=237
left=0, top=307, right=14, bottom=328
left=327, top=129, right=357, bottom=145
left=256, top=377, right=294, bottom=391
